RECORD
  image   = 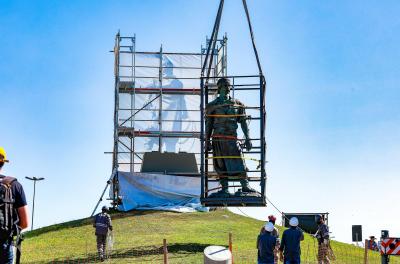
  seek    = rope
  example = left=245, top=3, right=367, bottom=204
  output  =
left=236, top=207, right=253, bottom=219
left=201, top=0, right=224, bottom=83
left=265, top=196, right=318, bottom=239
left=241, top=0, right=264, bottom=76
left=264, top=196, right=324, bottom=262
left=211, top=135, right=242, bottom=140
left=207, top=156, right=259, bottom=162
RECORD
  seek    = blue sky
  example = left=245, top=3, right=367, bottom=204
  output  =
left=1, top=0, right=399, bottom=243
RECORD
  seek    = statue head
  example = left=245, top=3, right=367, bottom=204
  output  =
left=217, top=77, right=231, bottom=96
left=162, top=58, right=174, bottom=77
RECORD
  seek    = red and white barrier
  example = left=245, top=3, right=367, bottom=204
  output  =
left=380, top=238, right=400, bottom=255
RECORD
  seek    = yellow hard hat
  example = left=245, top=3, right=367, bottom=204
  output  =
left=0, top=147, right=9, bottom=163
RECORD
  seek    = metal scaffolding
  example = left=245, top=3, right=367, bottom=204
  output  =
left=199, top=74, right=267, bottom=207
left=199, top=0, right=267, bottom=207
left=109, top=32, right=227, bottom=206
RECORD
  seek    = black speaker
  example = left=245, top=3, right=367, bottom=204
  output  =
left=352, top=225, right=362, bottom=242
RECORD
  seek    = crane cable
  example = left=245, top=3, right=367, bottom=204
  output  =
left=201, top=0, right=265, bottom=79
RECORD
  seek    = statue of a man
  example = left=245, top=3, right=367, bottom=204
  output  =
left=206, top=77, right=256, bottom=197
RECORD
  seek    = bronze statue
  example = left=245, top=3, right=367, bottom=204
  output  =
left=206, top=77, right=257, bottom=197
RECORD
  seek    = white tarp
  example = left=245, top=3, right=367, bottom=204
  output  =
left=117, top=53, right=215, bottom=172
left=114, top=51, right=220, bottom=211
left=117, top=171, right=212, bottom=212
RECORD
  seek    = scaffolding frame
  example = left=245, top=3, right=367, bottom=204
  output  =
left=199, top=74, right=267, bottom=207
left=110, top=32, right=227, bottom=206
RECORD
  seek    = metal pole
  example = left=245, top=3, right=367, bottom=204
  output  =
left=112, top=31, right=121, bottom=205
left=260, top=75, right=266, bottom=203
left=200, top=77, right=205, bottom=200
left=32, top=180, right=35, bottom=230
left=159, top=45, right=163, bottom=152
left=25, top=176, right=45, bottom=231
left=381, top=230, right=389, bottom=264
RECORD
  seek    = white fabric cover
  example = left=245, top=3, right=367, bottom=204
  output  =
left=117, top=171, right=213, bottom=212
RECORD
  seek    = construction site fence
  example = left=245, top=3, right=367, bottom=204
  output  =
left=22, top=232, right=400, bottom=263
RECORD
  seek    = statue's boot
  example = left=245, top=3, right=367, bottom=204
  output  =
left=218, top=179, right=231, bottom=197
left=215, top=188, right=231, bottom=198
left=240, top=179, right=257, bottom=193
left=209, top=179, right=231, bottom=198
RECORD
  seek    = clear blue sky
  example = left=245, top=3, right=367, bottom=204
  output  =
left=1, top=0, right=399, bottom=243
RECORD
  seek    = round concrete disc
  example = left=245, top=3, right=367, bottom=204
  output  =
left=203, top=245, right=232, bottom=264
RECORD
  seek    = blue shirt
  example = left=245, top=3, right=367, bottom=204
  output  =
left=258, top=232, right=277, bottom=264
left=279, top=227, right=304, bottom=261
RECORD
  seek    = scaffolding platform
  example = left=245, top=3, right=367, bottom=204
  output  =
left=201, top=196, right=266, bottom=207
left=117, top=128, right=200, bottom=138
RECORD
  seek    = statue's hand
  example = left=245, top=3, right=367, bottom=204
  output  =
left=205, top=141, right=212, bottom=152
left=245, top=139, right=252, bottom=151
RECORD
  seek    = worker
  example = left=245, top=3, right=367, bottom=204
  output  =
left=368, top=236, right=378, bottom=251
left=206, top=77, right=256, bottom=197
left=258, top=222, right=277, bottom=264
left=268, top=215, right=280, bottom=264
left=93, top=205, right=113, bottom=262
left=315, top=214, right=330, bottom=264
left=279, top=217, right=304, bottom=264
left=0, top=147, right=29, bottom=264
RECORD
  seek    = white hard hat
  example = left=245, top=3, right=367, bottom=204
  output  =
left=265, top=222, right=274, bottom=232
left=289, top=217, right=299, bottom=227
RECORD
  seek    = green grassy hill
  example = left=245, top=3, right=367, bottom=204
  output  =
left=23, top=210, right=397, bottom=263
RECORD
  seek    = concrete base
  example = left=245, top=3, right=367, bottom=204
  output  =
left=204, top=246, right=232, bottom=264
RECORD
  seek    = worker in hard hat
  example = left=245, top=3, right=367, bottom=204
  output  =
left=279, top=217, right=304, bottom=264
left=0, top=147, right=29, bottom=264
left=258, top=215, right=280, bottom=264
left=0, top=147, right=9, bottom=163
left=93, top=205, right=113, bottom=262
left=268, top=215, right=280, bottom=264
left=206, top=77, right=256, bottom=197
left=257, top=222, right=277, bottom=264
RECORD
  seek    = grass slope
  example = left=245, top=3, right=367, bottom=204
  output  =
left=23, top=210, right=398, bottom=263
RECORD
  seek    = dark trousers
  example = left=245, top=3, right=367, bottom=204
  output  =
left=96, top=234, right=107, bottom=259
left=284, top=256, right=301, bottom=264
left=0, top=241, right=13, bottom=264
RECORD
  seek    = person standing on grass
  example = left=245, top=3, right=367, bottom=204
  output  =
left=267, top=215, right=280, bottom=264
left=368, top=236, right=378, bottom=251
left=258, top=222, right=277, bottom=264
left=279, top=217, right=304, bottom=264
left=315, top=214, right=330, bottom=264
left=258, top=215, right=281, bottom=264
left=0, top=147, right=29, bottom=264
left=93, top=205, right=113, bottom=262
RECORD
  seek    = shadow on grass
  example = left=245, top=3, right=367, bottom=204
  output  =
left=25, top=210, right=170, bottom=239
left=40, top=243, right=218, bottom=263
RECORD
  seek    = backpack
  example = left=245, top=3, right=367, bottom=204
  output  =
left=95, top=213, right=110, bottom=235
left=0, top=175, right=19, bottom=242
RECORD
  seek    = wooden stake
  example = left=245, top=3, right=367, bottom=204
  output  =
left=229, top=232, right=233, bottom=264
left=364, top=239, right=369, bottom=264
left=163, top=238, right=168, bottom=264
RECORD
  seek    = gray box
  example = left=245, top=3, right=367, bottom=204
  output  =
left=141, top=152, right=199, bottom=174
